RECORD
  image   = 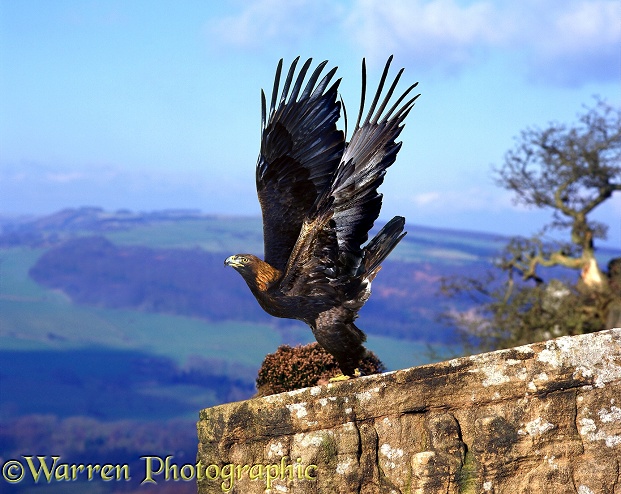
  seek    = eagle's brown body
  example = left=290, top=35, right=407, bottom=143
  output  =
left=225, top=57, right=418, bottom=377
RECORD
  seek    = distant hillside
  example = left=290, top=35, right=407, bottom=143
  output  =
left=27, top=234, right=475, bottom=343
left=7, top=207, right=620, bottom=345
left=29, top=235, right=272, bottom=324
left=0, top=206, right=207, bottom=247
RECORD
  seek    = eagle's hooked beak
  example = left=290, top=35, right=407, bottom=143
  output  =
left=224, top=255, right=243, bottom=268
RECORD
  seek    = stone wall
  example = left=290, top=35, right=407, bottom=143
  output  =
left=196, top=329, right=621, bottom=493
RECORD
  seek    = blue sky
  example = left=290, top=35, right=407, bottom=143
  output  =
left=1, top=0, right=620, bottom=247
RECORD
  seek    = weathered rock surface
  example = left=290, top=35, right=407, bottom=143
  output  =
left=197, top=329, right=621, bottom=493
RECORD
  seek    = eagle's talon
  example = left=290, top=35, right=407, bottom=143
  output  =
left=329, top=368, right=361, bottom=382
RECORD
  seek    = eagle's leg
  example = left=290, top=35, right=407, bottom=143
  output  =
left=312, top=311, right=367, bottom=380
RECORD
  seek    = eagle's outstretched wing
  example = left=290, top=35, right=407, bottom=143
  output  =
left=256, top=58, right=345, bottom=273
left=331, top=56, right=419, bottom=268
left=282, top=57, right=419, bottom=290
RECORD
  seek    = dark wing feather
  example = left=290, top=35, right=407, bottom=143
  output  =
left=256, top=58, right=345, bottom=272
left=280, top=210, right=340, bottom=300
left=280, top=57, right=417, bottom=298
left=331, top=56, right=419, bottom=264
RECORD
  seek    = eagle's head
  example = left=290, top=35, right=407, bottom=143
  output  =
left=224, top=253, right=260, bottom=274
left=224, top=254, right=281, bottom=291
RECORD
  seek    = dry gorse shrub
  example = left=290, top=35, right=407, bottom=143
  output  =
left=256, top=342, right=385, bottom=396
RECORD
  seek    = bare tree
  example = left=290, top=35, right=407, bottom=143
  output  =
left=496, top=98, right=620, bottom=289
left=442, top=98, right=621, bottom=352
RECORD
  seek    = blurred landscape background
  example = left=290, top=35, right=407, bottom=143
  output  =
left=1, top=207, right=619, bottom=493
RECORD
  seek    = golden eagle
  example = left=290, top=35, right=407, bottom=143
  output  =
left=225, top=56, right=418, bottom=378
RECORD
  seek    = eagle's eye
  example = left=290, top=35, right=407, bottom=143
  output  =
left=239, top=256, right=250, bottom=264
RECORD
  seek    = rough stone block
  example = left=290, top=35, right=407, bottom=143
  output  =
left=197, top=329, right=621, bottom=493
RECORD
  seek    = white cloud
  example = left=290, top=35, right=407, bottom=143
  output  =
left=346, top=0, right=620, bottom=85
left=206, top=0, right=620, bottom=86
left=545, top=1, right=620, bottom=55
left=520, top=0, right=621, bottom=85
left=345, top=0, right=506, bottom=70
left=206, top=0, right=344, bottom=50
left=412, top=191, right=441, bottom=206
left=408, top=187, right=513, bottom=212
left=45, top=172, right=87, bottom=184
